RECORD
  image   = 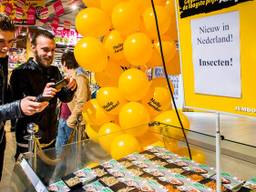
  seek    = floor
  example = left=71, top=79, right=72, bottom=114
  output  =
left=0, top=112, right=256, bottom=188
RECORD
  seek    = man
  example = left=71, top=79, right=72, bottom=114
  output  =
left=10, top=29, right=77, bottom=159
left=55, top=51, right=90, bottom=154
left=0, top=13, right=48, bottom=181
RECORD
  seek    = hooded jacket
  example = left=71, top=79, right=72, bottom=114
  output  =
left=10, top=58, right=75, bottom=145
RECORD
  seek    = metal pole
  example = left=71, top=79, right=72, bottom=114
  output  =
left=216, top=113, right=221, bottom=192
left=27, top=123, right=35, bottom=165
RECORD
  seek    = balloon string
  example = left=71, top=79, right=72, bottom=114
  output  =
left=150, top=0, right=192, bottom=160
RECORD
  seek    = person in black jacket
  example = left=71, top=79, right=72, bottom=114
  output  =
left=0, top=13, right=48, bottom=181
left=10, top=29, right=77, bottom=159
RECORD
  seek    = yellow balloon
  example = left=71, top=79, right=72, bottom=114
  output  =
left=110, top=134, right=141, bottom=159
left=118, top=68, right=150, bottom=101
left=142, top=86, right=172, bottom=118
left=143, top=6, right=171, bottom=39
left=154, top=40, right=176, bottom=63
left=83, top=99, right=114, bottom=127
left=86, top=122, right=99, bottom=142
left=75, top=8, right=111, bottom=37
left=95, top=60, right=123, bottom=87
left=175, top=147, right=206, bottom=164
left=150, top=77, right=174, bottom=91
left=130, top=0, right=165, bottom=12
left=98, top=122, right=123, bottom=152
left=166, top=0, right=176, bottom=14
left=100, top=0, right=124, bottom=15
left=123, top=33, right=153, bottom=67
left=119, top=102, right=150, bottom=137
left=154, top=110, right=190, bottom=140
left=137, top=131, right=161, bottom=149
left=163, top=137, right=178, bottom=152
left=74, top=37, right=108, bottom=72
left=161, top=22, right=178, bottom=41
left=147, top=47, right=162, bottom=68
left=166, top=50, right=181, bottom=75
left=112, top=2, right=141, bottom=36
left=97, top=87, right=126, bottom=115
left=82, top=0, right=100, bottom=7
left=103, top=30, right=125, bottom=61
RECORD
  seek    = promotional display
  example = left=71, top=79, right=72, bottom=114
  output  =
left=4, top=0, right=255, bottom=191
left=177, top=0, right=256, bottom=116
left=47, top=146, right=247, bottom=192
left=74, top=0, right=187, bottom=161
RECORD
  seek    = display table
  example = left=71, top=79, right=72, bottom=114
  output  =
left=9, top=139, right=256, bottom=192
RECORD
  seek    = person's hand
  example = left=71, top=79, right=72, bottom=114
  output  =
left=20, top=96, right=49, bottom=116
left=64, top=76, right=77, bottom=91
left=42, top=82, right=59, bottom=97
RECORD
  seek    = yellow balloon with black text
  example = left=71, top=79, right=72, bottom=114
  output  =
left=103, top=30, right=125, bottom=61
left=142, top=86, right=172, bottom=118
left=97, top=87, right=126, bottom=115
left=83, top=99, right=114, bottom=127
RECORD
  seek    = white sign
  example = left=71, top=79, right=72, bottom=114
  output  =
left=191, top=11, right=241, bottom=97
left=153, top=67, right=184, bottom=109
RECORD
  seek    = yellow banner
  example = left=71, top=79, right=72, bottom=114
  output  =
left=177, top=0, right=256, bottom=116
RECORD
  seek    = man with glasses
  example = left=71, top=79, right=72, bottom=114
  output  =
left=0, top=13, right=48, bottom=181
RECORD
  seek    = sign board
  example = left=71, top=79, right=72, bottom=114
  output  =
left=177, top=0, right=256, bottom=116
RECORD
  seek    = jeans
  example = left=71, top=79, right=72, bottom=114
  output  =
left=55, top=118, right=72, bottom=156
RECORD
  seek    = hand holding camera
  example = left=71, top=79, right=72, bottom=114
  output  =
left=36, top=79, right=68, bottom=102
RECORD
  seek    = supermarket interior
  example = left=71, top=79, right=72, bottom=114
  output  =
left=0, top=0, right=255, bottom=192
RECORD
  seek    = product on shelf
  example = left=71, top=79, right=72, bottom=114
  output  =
left=62, top=174, right=83, bottom=189
left=48, top=180, right=70, bottom=192
left=47, top=146, right=251, bottom=192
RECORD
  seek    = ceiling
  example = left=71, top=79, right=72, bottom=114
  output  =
left=14, top=0, right=86, bottom=62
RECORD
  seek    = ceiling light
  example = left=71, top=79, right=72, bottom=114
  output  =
left=71, top=4, right=78, bottom=10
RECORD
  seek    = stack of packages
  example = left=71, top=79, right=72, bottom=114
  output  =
left=48, top=146, right=252, bottom=192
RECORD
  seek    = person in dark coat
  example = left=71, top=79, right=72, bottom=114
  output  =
left=0, top=13, right=48, bottom=181
left=10, top=29, right=77, bottom=159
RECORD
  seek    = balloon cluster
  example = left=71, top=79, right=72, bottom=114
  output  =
left=75, top=0, right=191, bottom=160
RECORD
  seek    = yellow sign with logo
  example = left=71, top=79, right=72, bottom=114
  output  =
left=176, top=0, right=256, bottom=116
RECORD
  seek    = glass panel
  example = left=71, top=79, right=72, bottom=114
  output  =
left=10, top=112, right=256, bottom=191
